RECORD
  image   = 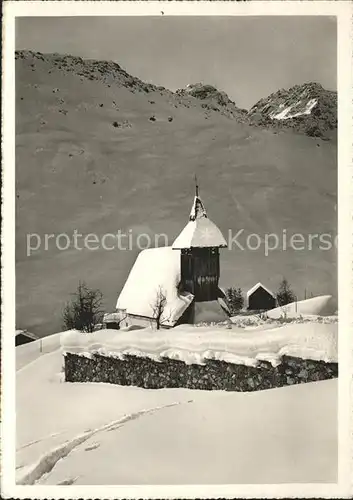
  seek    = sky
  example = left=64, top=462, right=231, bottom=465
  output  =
left=16, top=16, right=336, bottom=109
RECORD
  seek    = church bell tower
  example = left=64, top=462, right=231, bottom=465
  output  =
left=172, top=181, right=227, bottom=304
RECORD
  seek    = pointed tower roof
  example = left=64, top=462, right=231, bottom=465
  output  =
left=189, top=181, right=207, bottom=220
left=172, top=183, right=227, bottom=249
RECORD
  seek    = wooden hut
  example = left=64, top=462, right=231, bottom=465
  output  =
left=246, top=282, right=276, bottom=311
left=15, top=329, right=38, bottom=346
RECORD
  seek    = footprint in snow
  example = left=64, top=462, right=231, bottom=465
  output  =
left=84, top=443, right=100, bottom=452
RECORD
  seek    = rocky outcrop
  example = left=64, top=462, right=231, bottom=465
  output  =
left=249, top=82, right=337, bottom=139
left=15, top=50, right=158, bottom=94
left=176, top=83, right=248, bottom=121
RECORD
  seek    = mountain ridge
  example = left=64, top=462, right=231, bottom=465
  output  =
left=16, top=50, right=337, bottom=139
left=176, top=80, right=337, bottom=139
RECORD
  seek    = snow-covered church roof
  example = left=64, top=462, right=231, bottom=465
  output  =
left=172, top=192, right=227, bottom=249
left=116, top=186, right=228, bottom=326
left=116, top=247, right=194, bottom=327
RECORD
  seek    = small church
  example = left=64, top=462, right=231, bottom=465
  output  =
left=113, top=184, right=230, bottom=328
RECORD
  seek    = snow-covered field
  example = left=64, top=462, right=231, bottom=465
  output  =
left=36, top=379, right=337, bottom=485
left=16, top=319, right=338, bottom=485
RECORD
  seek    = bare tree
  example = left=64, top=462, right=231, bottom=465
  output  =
left=151, top=286, right=168, bottom=330
left=63, top=281, right=104, bottom=333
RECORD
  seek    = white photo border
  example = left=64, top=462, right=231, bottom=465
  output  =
left=2, top=1, right=353, bottom=498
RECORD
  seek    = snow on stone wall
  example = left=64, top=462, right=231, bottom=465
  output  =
left=60, top=321, right=338, bottom=367
left=62, top=320, right=338, bottom=391
left=64, top=352, right=338, bottom=392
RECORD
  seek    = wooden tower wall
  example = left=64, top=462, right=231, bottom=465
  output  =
left=180, top=247, right=220, bottom=302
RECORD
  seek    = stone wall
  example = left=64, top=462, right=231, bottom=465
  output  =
left=64, top=352, right=338, bottom=391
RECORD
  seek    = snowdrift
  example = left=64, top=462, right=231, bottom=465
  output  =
left=16, top=331, right=64, bottom=370
left=61, top=321, right=338, bottom=367
left=266, top=295, right=336, bottom=319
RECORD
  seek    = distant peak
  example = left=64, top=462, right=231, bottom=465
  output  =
left=248, top=81, right=337, bottom=139
left=176, top=82, right=233, bottom=106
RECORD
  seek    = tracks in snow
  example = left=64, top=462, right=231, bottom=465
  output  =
left=18, top=431, right=64, bottom=451
left=17, top=399, right=193, bottom=485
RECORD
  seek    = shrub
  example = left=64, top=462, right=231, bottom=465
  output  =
left=305, top=124, right=323, bottom=137
left=112, top=120, right=132, bottom=129
left=225, top=287, right=244, bottom=314
left=276, top=278, right=296, bottom=306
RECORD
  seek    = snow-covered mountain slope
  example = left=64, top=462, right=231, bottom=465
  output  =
left=249, top=82, right=337, bottom=139
left=16, top=340, right=337, bottom=485
left=16, top=50, right=337, bottom=336
left=271, top=98, right=318, bottom=120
